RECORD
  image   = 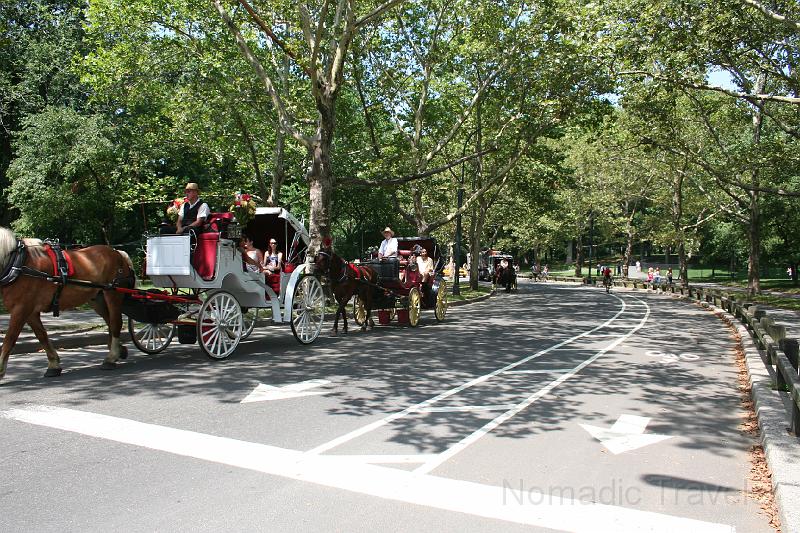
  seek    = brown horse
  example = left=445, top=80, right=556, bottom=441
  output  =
left=314, top=246, right=378, bottom=334
left=0, top=227, right=136, bottom=380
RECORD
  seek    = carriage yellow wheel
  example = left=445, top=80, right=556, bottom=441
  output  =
left=435, top=280, right=448, bottom=322
left=408, top=287, right=421, bottom=327
left=352, top=295, right=367, bottom=326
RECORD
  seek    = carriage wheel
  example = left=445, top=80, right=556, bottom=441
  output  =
left=128, top=318, right=175, bottom=355
left=352, top=295, right=366, bottom=326
left=408, top=287, right=422, bottom=327
left=291, top=275, right=325, bottom=344
left=434, top=280, right=448, bottom=322
left=241, top=308, right=259, bottom=340
left=197, top=291, right=243, bottom=360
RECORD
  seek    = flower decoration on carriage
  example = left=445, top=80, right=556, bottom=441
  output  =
left=229, top=192, right=257, bottom=225
left=166, top=197, right=185, bottom=223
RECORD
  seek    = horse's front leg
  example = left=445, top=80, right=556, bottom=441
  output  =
left=27, top=313, right=62, bottom=377
left=0, top=311, right=27, bottom=380
left=99, top=290, right=126, bottom=370
left=330, top=303, right=341, bottom=335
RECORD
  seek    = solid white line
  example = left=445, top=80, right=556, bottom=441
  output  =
left=417, top=405, right=518, bottom=413
left=1, top=405, right=733, bottom=533
left=503, top=369, right=573, bottom=374
left=325, top=454, right=437, bottom=464
left=414, top=296, right=650, bottom=475
left=304, top=296, right=631, bottom=456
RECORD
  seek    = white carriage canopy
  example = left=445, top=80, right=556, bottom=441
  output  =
left=244, top=207, right=309, bottom=265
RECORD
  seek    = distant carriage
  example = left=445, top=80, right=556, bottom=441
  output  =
left=351, top=236, right=448, bottom=327
left=126, top=207, right=325, bottom=359
left=491, top=253, right=517, bottom=292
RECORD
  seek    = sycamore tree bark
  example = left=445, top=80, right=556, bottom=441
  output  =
left=747, top=74, right=766, bottom=295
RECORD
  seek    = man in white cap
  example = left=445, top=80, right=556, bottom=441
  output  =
left=378, top=227, right=398, bottom=259
left=177, top=182, right=210, bottom=234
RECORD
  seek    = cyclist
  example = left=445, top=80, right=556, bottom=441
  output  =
left=602, top=266, right=613, bottom=292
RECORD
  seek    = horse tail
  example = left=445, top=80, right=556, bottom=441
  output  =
left=0, top=226, right=17, bottom=274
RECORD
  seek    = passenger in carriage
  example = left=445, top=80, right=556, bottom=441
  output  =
left=241, top=235, right=264, bottom=273
left=262, top=238, right=283, bottom=274
left=416, top=245, right=434, bottom=283
left=401, top=250, right=419, bottom=284
left=176, top=182, right=210, bottom=234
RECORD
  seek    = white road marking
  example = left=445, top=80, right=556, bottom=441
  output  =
left=417, top=405, right=518, bottom=413
left=580, top=414, right=673, bottom=455
left=305, top=296, right=634, bottom=456
left=326, top=454, right=437, bottom=464
left=241, top=379, right=330, bottom=403
left=413, top=296, right=650, bottom=474
left=503, top=369, right=574, bottom=374
left=2, top=406, right=733, bottom=533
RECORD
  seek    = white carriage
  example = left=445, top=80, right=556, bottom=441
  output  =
left=127, top=207, right=325, bottom=359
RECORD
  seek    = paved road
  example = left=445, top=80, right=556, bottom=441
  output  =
left=0, top=281, right=774, bottom=532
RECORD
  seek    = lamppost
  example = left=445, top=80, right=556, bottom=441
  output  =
left=453, top=129, right=478, bottom=296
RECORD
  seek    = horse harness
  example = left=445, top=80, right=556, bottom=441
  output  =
left=318, top=250, right=369, bottom=285
left=1, top=240, right=134, bottom=317
left=0, top=239, right=27, bottom=287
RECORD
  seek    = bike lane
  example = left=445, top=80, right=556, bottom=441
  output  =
left=0, top=283, right=774, bottom=532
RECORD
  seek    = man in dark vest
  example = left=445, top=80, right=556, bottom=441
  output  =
left=177, top=182, right=210, bottom=234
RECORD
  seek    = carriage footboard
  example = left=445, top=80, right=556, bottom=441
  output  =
left=121, top=295, right=182, bottom=324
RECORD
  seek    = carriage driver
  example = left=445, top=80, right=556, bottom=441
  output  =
left=176, top=182, right=210, bottom=234
left=377, top=227, right=398, bottom=259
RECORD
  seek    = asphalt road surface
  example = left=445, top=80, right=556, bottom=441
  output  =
left=0, top=280, right=775, bottom=532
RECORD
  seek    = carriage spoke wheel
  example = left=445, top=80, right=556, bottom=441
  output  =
left=352, top=295, right=366, bottom=326
left=408, top=287, right=421, bottom=327
left=435, top=280, right=448, bottom=322
left=128, top=319, right=175, bottom=355
left=197, top=291, right=242, bottom=360
left=241, top=308, right=259, bottom=340
left=291, top=276, right=325, bottom=344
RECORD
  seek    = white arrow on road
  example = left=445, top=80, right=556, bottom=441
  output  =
left=580, top=414, right=672, bottom=454
left=241, top=379, right=331, bottom=403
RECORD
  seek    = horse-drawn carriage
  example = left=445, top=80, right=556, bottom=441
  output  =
left=126, top=207, right=325, bottom=359
left=490, top=253, right=517, bottom=292
left=353, top=237, right=448, bottom=327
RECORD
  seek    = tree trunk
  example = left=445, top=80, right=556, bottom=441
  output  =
left=679, top=241, right=688, bottom=288
left=671, top=169, right=685, bottom=285
left=747, top=74, right=765, bottom=296
left=307, top=100, right=335, bottom=251
left=623, top=219, right=634, bottom=278
left=269, top=125, right=286, bottom=207
left=574, top=233, right=584, bottom=277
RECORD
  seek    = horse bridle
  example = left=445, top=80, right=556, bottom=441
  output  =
left=316, top=249, right=350, bottom=284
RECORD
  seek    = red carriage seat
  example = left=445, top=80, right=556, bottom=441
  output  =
left=192, top=233, right=219, bottom=280
left=398, top=249, right=411, bottom=268
left=404, top=267, right=421, bottom=288
left=266, top=273, right=281, bottom=296
left=206, top=212, right=234, bottom=232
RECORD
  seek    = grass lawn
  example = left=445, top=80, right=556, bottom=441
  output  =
left=447, top=284, right=492, bottom=303
left=749, top=294, right=800, bottom=312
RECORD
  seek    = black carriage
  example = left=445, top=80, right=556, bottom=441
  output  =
left=352, top=236, right=448, bottom=327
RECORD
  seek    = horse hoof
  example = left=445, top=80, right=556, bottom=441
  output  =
left=43, top=368, right=62, bottom=378
left=100, top=361, right=117, bottom=370
left=119, top=345, right=129, bottom=360
left=329, top=329, right=338, bottom=336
